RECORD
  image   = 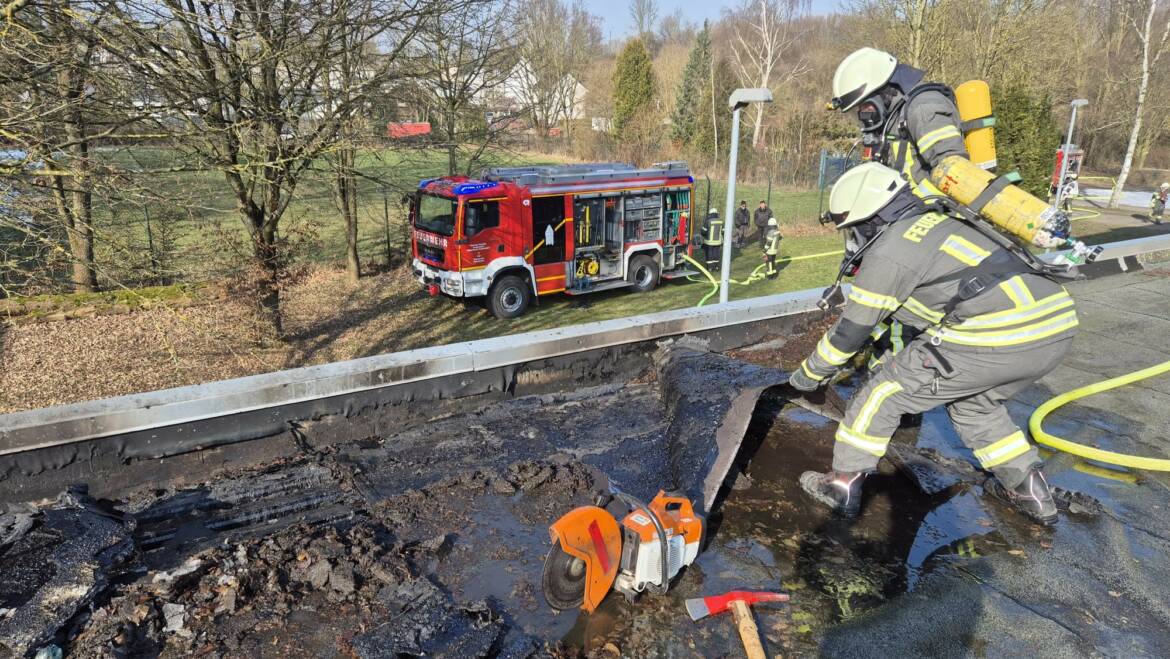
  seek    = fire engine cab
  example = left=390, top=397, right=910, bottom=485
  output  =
left=411, top=162, right=697, bottom=318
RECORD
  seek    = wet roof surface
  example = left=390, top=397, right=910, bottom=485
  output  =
left=3, top=267, right=1170, bottom=657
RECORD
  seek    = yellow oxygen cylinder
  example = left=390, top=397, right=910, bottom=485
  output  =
left=930, top=155, right=1066, bottom=249
left=955, top=80, right=997, bottom=171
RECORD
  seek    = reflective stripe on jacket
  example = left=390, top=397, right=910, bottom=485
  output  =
left=799, top=210, right=1076, bottom=380
left=764, top=228, right=781, bottom=255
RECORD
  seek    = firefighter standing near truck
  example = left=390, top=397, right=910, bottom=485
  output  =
left=1151, top=182, right=1169, bottom=224
left=762, top=216, right=782, bottom=279
left=789, top=163, right=1075, bottom=526
left=702, top=207, right=724, bottom=269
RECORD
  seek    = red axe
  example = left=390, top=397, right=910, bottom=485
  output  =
left=686, top=590, right=789, bottom=659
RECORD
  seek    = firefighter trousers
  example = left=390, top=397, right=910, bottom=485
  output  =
left=830, top=334, right=1073, bottom=488
left=705, top=243, right=722, bottom=267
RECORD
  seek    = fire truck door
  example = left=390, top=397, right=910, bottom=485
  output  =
left=459, top=199, right=503, bottom=268
left=530, top=196, right=568, bottom=265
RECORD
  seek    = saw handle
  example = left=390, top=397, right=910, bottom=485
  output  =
left=730, top=599, right=767, bottom=659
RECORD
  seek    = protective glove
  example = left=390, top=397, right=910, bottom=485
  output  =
left=788, top=366, right=823, bottom=392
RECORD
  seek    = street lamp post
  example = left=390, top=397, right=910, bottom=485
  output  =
left=1054, top=99, right=1089, bottom=211
left=720, top=88, right=773, bottom=304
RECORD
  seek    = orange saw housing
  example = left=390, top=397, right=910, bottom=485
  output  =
left=545, top=491, right=704, bottom=612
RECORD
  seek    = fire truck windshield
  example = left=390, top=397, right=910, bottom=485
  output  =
left=415, top=194, right=458, bottom=237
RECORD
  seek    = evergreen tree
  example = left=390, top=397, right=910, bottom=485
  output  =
left=993, top=85, right=1061, bottom=198
left=612, top=38, right=656, bottom=137
left=669, top=22, right=710, bottom=145
left=691, top=56, right=736, bottom=167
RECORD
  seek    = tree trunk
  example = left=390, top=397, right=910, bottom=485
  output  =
left=61, top=71, right=98, bottom=293
left=751, top=103, right=764, bottom=149
left=253, top=230, right=284, bottom=340
left=336, top=146, right=360, bottom=283
left=1110, top=0, right=1159, bottom=209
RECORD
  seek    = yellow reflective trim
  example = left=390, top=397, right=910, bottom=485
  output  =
left=917, top=125, right=962, bottom=152
left=801, top=360, right=827, bottom=381
left=957, top=292, right=1075, bottom=330
left=835, top=424, right=890, bottom=457
left=816, top=334, right=853, bottom=366
left=999, top=276, right=1035, bottom=307
left=870, top=323, right=888, bottom=340
left=848, top=286, right=900, bottom=311
left=904, top=296, right=944, bottom=323
left=890, top=320, right=905, bottom=352
left=939, top=235, right=991, bottom=266
left=854, top=381, right=903, bottom=434
left=928, top=311, right=1078, bottom=347
left=973, top=431, right=1031, bottom=468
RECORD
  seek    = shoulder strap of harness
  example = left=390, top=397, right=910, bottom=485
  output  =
left=895, top=82, right=957, bottom=137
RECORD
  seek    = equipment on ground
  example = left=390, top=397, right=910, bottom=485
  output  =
left=542, top=488, right=703, bottom=613
left=685, top=590, right=789, bottom=659
left=954, top=80, right=997, bottom=171
left=411, top=162, right=698, bottom=318
left=1031, top=358, right=1170, bottom=472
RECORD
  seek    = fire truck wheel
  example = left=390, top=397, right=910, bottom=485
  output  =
left=627, top=255, right=660, bottom=293
left=488, top=275, right=531, bottom=319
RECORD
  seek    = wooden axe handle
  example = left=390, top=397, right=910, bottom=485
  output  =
left=730, top=599, right=767, bottom=659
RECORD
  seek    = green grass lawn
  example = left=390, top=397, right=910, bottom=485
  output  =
left=86, top=145, right=833, bottom=289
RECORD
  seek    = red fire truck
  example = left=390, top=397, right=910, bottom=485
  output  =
left=411, top=162, right=697, bottom=318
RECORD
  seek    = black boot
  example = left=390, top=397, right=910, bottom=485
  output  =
left=800, top=471, right=867, bottom=518
left=987, top=468, right=1058, bottom=526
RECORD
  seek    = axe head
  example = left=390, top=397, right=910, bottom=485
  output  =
left=685, top=590, right=789, bottom=621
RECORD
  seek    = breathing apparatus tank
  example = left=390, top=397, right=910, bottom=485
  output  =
left=955, top=80, right=997, bottom=171
left=932, top=80, right=1101, bottom=264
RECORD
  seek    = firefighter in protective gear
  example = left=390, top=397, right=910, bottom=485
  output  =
left=830, top=47, right=966, bottom=199
left=1151, top=182, right=1169, bottom=224
left=702, top=208, right=723, bottom=268
left=788, top=163, right=1075, bottom=525
left=763, top=216, right=781, bottom=279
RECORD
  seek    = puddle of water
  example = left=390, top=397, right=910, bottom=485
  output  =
left=709, top=403, right=1019, bottom=627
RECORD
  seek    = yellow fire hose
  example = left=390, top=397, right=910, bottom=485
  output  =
left=1029, top=359, right=1170, bottom=471
left=681, top=249, right=847, bottom=307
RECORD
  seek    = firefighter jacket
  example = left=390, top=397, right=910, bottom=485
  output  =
left=764, top=227, right=781, bottom=256
left=703, top=214, right=723, bottom=246
left=799, top=209, right=1078, bottom=383
left=753, top=207, right=771, bottom=229
left=879, top=85, right=969, bottom=199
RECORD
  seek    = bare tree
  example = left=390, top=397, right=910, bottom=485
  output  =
left=0, top=0, right=114, bottom=292
left=515, top=0, right=601, bottom=144
left=411, top=0, right=519, bottom=175
left=729, top=0, right=811, bottom=148
left=103, top=0, right=434, bottom=336
left=1111, top=0, right=1170, bottom=208
left=629, top=0, right=658, bottom=40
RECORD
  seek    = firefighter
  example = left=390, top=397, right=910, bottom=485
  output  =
left=763, top=216, right=781, bottom=279
left=754, top=200, right=771, bottom=248
left=1151, top=182, right=1169, bottom=225
left=788, top=162, right=1076, bottom=526
left=702, top=207, right=724, bottom=268
left=734, top=200, right=751, bottom=248
left=829, top=47, right=968, bottom=200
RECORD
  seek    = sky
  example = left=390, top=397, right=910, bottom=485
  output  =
left=593, top=0, right=845, bottom=41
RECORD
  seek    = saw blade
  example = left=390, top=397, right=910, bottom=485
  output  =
left=541, top=541, right=587, bottom=610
